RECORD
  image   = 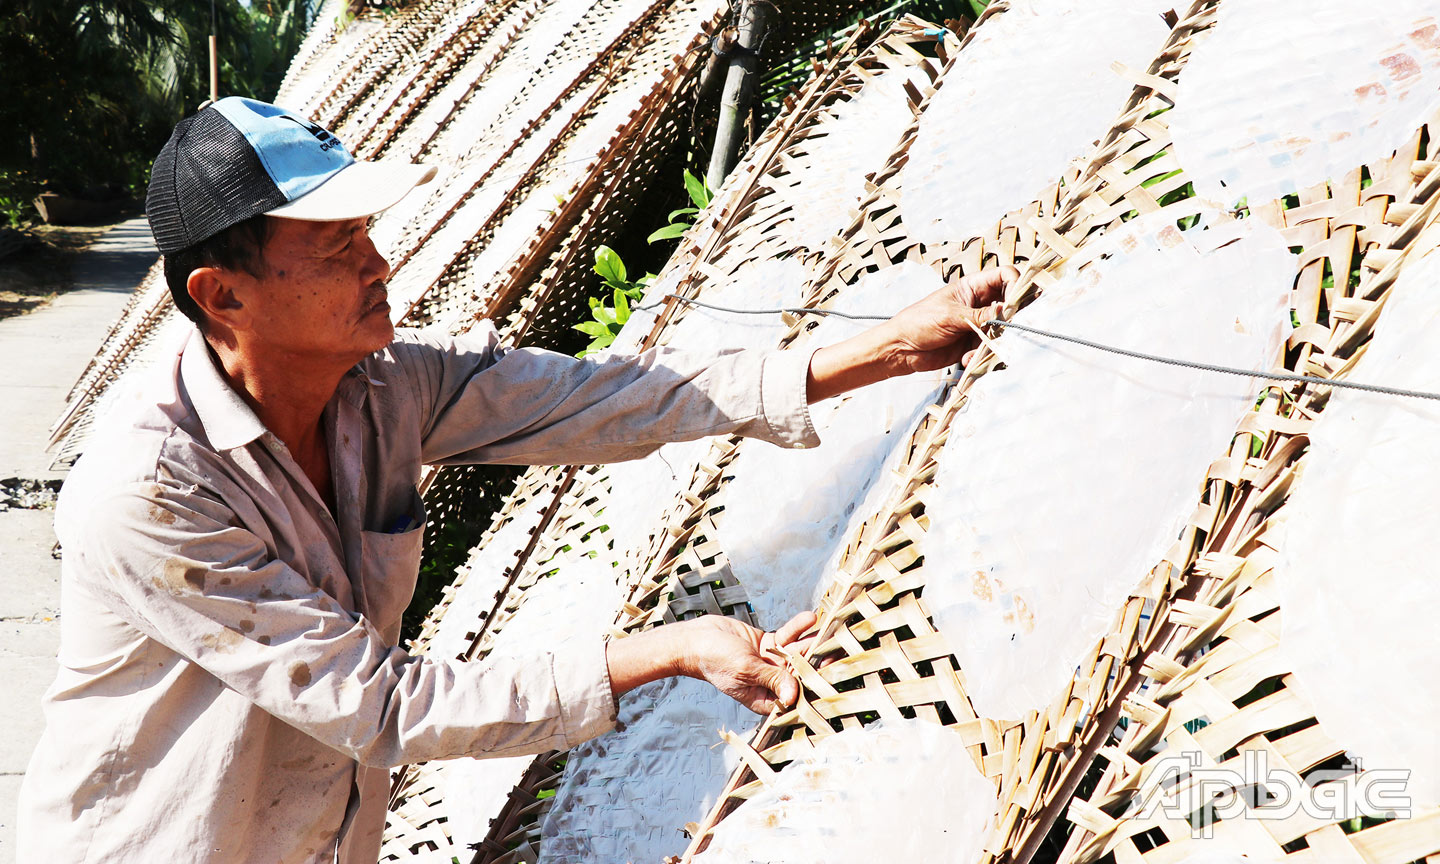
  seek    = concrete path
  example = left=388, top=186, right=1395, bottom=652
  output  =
left=0, top=217, right=153, bottom=862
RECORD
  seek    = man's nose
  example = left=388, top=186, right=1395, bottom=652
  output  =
left=359, top=230, right=391, bottom=284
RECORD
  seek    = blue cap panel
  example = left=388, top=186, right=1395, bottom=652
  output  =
left=210, top=97, right=356, bottom=203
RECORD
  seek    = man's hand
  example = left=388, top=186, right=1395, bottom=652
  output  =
left=875, top=265, right=1014, bottom=373
left=606, top=611, right=818, bottom=714
left=678, top=611, right=817, bottom=714
left=806, top=266, right=1015, bottom=402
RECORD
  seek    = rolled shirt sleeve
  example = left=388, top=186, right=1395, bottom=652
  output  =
left=83, top=478, right=615, bottom=768
left=388, top=325, right=821, bottom=466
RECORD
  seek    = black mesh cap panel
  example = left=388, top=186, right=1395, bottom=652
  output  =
left=146, top=108, right=287, bottom=254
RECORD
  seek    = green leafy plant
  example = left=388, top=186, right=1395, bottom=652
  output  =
left=572, top=245, right=653, bottom=356
left=645, top=169, right=713, bottom=243
left=571, top=169, right=714, bottom=357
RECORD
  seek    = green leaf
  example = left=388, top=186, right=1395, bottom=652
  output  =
left=614, top=289, right=631, bottom=325
left=667, top=206, right=700, bottom=222
left=573, top=320, right=610, bottom=337
left=593, top=245, right=627, bottom=285
left=579, top=331, right=615, bottom=357
left=683, top=169, right=710, bottom=209
left=647, top=223, right=690, bottom=244
left=594, top=305, right=617, bottom=326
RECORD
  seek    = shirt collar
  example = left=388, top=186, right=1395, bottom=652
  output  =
left=337, top=363, right=383, bottom=408
left=180, top=328, right=270, bottom=451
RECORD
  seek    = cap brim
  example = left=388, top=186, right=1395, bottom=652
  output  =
left=267, top=160, right=438, bottom=221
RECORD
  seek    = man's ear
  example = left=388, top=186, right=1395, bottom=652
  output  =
left=187, top=266, right=249, bottom=330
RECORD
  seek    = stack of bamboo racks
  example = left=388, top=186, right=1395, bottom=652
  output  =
left=677, top=2, right=1440, bottom=862
left=402, top=1, right=1440, bottom=861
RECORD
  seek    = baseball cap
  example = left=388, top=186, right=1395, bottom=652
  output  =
left=146, top=96, right=437, bottom=255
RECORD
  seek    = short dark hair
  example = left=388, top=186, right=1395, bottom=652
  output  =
left=162, top=214, right=273, bottom=329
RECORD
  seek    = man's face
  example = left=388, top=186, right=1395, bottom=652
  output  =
left=235, top=216, right=394, bottom=364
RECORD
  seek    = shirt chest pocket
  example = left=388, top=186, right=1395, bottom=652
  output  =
left=359, top=485, right=426, bottom=643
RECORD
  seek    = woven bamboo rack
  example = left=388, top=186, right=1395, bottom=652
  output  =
left=1048, top=164, right=1440, bottom=864
left=675, top=2, right=1440, bottom=862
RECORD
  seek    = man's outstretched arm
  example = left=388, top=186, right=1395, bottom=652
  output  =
left=400, top=267, right=1014, bottom=466
left=806, top=267, right=1012, bottom=402
left=605, top=611, right=817, bottom=714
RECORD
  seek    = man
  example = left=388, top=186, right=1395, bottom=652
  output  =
left=18, top=97, right=1007, bottom=862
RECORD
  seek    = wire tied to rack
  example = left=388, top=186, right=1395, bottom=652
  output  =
left=638, top=292, right=1440, bottom=402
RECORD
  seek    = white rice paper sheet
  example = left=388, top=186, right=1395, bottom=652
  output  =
left=484, top=553, right=624, bottom=664
left=382, top=77, right=611, bottom=320
left=899, top=0, right=1174, bottom=245
left=1170, top=0, right=1440, bottom=207
left=718, top=261, right=949, bottom=630
left=600, top=448, right=708, bottom=571
left=517, top=262, right=807, bottom=860
left=424, top=495, right=551, bottom=663
left=425, top=0, right=645, bottom=164
left=760, top=61, right=933, bottom=252
left=1277, top=248, right=1440, bottom=809
left=538, top=676, right=757, bottom=864
left=1178, top=851, right=1281, bottom=864
left=434, top=753, right=534, bottom=856
left=695, top=718, right=996, bottom=864
left=923, top=213, right=1295, bottom=722
left=432, top=547, right=612, bottom=851
left=602, top=258, right=810, bottom=564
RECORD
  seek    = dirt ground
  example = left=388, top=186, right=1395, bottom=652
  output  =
left=0, top=219, right=133, bottom=321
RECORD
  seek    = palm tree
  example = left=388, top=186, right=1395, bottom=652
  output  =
left=0, top=0, right=317, bottom=212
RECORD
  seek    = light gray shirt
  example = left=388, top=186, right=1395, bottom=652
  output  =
left=18, top=324, right=819, bottom=864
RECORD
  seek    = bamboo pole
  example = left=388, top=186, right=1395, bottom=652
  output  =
left=208, top=0, right=219, bottom=103
left=209, top=35, right=219, bottom=103
left=705, top=0, right=768, bottom=189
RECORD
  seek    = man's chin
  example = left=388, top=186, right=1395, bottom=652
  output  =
left=358, top=310, right=396, bottom=352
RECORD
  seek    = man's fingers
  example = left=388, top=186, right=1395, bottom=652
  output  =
left=747, top=694, right=779, bottom=714
left=966, top=299, right=1002, bottom=330
left=773, top=611, right=817, bottom=647
left=754, top=663, right=799, bottom=712
left=788, top=635, right=817, bottom=656
left=955, top=265, right=1018, bottom=309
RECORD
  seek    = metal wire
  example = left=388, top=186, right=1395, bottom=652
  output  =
left=987, top=319, right=1440, bottom=403
left=638, top=293, right=1440, bottom=402
left=635, top=293, right=891, bottom=321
